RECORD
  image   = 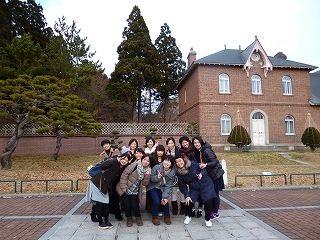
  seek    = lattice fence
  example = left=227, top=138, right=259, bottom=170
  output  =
left=0, top=122, right=189, bottom=136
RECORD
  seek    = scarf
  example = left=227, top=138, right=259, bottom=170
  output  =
left=181, top=147, right=195, bottom=161
left=169, top=148, right=176, bottom=157
left=136, top=160, right=150, bottom=180
left=176, top=158, right=191, bottom=175
left=105, top=149, right=111, bottom=156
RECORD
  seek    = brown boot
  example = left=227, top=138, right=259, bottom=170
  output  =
left=136, top=216, right=143, bottom=226
left=152, top=216, right=160, bottom=225
left=126, top=216, right=133, bottom=227
left=164, top=216, right=172, bottom=225
left=171, top=201, right=178, bottom=215
left=180, top=202, right=185, bottom=215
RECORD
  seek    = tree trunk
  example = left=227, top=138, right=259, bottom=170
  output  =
left=52, top=135, right=68, bottom=161
left=163, top=95, right=168, bottom=123
left=137, top=89, right=142, bottom=122
left=1, top=112, right=30, bottom=170
left=131, top=100, right=136, bottom=122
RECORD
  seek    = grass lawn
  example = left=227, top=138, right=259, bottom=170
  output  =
left=1, top=151, right=320, bottom=194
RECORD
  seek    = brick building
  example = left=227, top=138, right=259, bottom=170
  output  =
left=176, top=37, right=320, bottom=149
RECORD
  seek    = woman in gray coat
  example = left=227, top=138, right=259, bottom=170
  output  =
left=116, top=154, right=151, bottom=227
left=147, top=155, right=176, bottom=225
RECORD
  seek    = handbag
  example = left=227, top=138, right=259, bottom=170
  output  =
left=200, top=153, right=224, bottom=181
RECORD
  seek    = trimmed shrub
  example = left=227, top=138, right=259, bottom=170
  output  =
left=227, top=125, right=251, bottom=152
left=301, top=127, right=320, bottom=152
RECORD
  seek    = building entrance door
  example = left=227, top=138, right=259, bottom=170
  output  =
left=252, top=112, right=265, bottom=145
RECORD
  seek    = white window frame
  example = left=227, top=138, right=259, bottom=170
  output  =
left=219, top=73, right=230, bottom=93
left=221, top=114, right=231, bottom=135
left=252, top=74, right=262, bottom=94
left=282, top=76, right=292, bottom=95
left=285, top=115, right=295, bottom=135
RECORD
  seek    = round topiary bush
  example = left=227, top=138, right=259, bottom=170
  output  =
left=301, top=127, right=320, bottom=152
left=227, top=125, right=251, bottom=152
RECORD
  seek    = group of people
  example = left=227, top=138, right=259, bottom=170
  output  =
left=85, top=136, right=224, bottom=229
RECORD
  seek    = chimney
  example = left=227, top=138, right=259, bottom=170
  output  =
left=187, top=47, right=197, bottom=68
left=274, top=52, right=287, bottom=60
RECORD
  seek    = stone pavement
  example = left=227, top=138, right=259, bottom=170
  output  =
left=0, top=187, right=319, bottom=240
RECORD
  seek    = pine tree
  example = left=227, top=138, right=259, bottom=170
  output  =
left=108, top=5, right=159, bottom=122
left=0, top=0, right=12, bottom=49
left=154, top=23, right=186, bottom=122
left=8, top=0, right=51, bottom=48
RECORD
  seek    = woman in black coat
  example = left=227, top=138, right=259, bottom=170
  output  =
left=86, top=153, right=131, bottom=229
left=192, top=136, right=225, bottom=220
left=175, top=155, right=216, bottom=228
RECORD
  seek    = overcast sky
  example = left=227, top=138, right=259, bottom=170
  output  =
left=37, top=0, right=320, bottom=76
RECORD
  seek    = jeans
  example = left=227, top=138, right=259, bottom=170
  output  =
left=148, top=188, right=170, bottom=217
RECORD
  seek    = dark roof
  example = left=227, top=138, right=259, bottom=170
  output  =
left=176, top=38, right=318, bottom=90
left=310, top=70, right=320, bottom=105
left=195, top=48, right=317, bottom=69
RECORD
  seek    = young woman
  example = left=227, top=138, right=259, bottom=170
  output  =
left=175, top=155, right=216, bottom=228
left=116, top=154, right=151, bottom=227
left=146, top=144, right=166, bottom=214
left=86, top=153, right=131, bottom=229
left=96, top=139, right=123, bottom=222
left=192, top=136, right=225, bottom=220
left=178, top=136, right=201, bottom=217
left=128, top=138, right=139, bottom=155
left=166, top=137, right=184, bottom=215
left=99, top=139, right=120, bottom=161
left=144, top=137, right=158, bottom=154
left=146, top=155, right=176, bottom=225
left=134, top=148, right=145, bottom=161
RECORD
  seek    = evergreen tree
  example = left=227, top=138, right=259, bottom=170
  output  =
left=48, top=16, right=104, bottom=98
left=154, top=23, right=186, bottom=122
left=108, top=5, right=159, bottom=122
left=8, top=0, right=51, bottom=48
left=301, top=127, right=320, bottom=152
left=0, top=74, right=102, bottom=168
left=7, top=33, right=43, bottom=76
left=36, top=94, right=102, bottom=161
left=0, top=0, right=12, bottom=49
left=227, top=125, right=251, bottom=152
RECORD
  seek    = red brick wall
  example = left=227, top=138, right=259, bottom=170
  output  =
left=179, top=63, right=320, bottom=145
left=0, top=134, right=186, bottom=156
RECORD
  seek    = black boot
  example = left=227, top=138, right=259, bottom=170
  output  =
left=90, top=205, right=98, bottom=222
left=180, top=202, right=185, bottom=215
left=171, top=201, right=178, bottom=215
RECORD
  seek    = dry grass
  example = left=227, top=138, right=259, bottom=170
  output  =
left=216, top=151, right=320, bottom=188
left=1, top=152, right=320, bottom=194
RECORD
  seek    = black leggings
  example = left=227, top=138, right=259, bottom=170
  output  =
left=185, top=198, right=213, bottom=221
left=95, top=201, right=109, bottom=224
left=120, top=193, right=141, bottom=217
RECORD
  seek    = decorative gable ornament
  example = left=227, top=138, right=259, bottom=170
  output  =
left=243, top=36, right=273, bottom=78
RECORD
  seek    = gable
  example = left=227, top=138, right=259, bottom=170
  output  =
left=177, top=37, right=317, bottom=90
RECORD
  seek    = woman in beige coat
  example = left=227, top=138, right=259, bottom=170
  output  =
left=116, top=153, right=151, bottom=227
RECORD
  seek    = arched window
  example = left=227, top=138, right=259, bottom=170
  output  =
left=252, top=75, right=262, bottom=94
left=282, top=76, right=292, bottom=95
left=285, top=115, right=295, bottom=135
left=252, top=112, right=264, bottom=119
left=221, top=114, right=231, bottom=135
left=219, top=73, right=230, bottom=93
